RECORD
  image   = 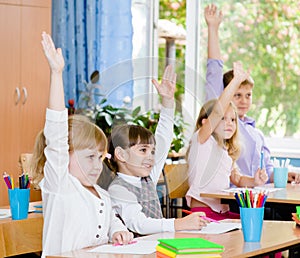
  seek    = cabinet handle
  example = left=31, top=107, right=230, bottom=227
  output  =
left=15, top=87, right=20, bottom=105
left=22, top=87, right=28, bottom=105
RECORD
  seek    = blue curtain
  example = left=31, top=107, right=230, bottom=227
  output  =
left=52, top=0, right=133, bottom=108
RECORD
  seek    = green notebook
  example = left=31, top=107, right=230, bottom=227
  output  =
left=157, top=238, right=224, bottom=254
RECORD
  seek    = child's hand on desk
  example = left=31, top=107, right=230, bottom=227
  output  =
left=292, top=213, right=300, bottom=225
left=174, top=212, right=208, bottom=231
left=254, top=168, right=269, bottom=186
left=112, top=231, right=134, bottom=245
left=288, top=172, right=300, bottom=184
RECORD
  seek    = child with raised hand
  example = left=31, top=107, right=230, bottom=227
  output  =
left=186, top=61, right=269, bottom=221
left=107, top=65, right=208, bottom=236
left=32, top=32, right=133, bottom=257
left=204, top=4, right=273, bottom=181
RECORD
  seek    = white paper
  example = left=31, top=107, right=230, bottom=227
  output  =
left=223, top=186, right=280, bottom=193
left=0, top=208, right=36, bottom=219
left=180, top=222, right=241, bottom=234
left=0, top=209, right=11, bottom=219
left=88, top=240, right=158, bottom=254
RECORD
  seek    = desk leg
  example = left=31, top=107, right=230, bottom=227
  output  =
left=0, top=225, right=6, bottom=258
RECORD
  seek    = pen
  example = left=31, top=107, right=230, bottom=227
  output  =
left=113, top=240, right=137, bottom=246
left=260, top=151, right=264, bottom=169
left=182, top=210, right=220, bottom=223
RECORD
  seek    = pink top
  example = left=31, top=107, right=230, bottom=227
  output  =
left=186, top=132, right=232, bottom=213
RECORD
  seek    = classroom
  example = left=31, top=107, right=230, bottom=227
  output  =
left=0, top=1, right=300, bottom=258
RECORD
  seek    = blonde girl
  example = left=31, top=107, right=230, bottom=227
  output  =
left=32, top=32, right=133, bottom=258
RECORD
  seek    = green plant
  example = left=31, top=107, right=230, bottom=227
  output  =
left=82, top=98, right=187, bottom=153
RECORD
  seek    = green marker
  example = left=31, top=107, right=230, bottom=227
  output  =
left=296, top=206, right=300, bottom=219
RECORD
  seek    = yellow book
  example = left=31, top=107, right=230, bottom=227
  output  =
left=156, top=245, right=221, bottom=258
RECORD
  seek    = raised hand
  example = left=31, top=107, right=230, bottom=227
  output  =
left=41, top=32, right=64, bottom=73
left=41, top=32, right=65, bottom=110
left=232, top=61, right=250, bottom=84
left=151, top=65, right=177, bottom=109
left=204, top=4, right=223, bottom=28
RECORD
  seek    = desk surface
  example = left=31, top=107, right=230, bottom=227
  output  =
left=201, top=183, right=300, bottom=205
left=46, top=220, right=300, bottom=258
left=0, top=201, right=43, bottom=258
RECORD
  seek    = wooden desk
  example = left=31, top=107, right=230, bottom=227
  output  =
left=201, top=183, right=300, bottom=220
left=0, top=201, right=43, bottom=258
left=200, top=183, right=300, bottom=205
left=46, top=220, right=300, bottom=258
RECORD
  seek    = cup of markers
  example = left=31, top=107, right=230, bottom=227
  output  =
left=235, top=190, right=268, bottom=242
left=3, top=172, right=31, bottom=220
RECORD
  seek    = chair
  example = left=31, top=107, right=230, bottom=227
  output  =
left=163, top=163, right=189, bottom=218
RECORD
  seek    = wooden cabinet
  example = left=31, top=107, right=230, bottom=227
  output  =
left=0, top=0, right=51, bottom=205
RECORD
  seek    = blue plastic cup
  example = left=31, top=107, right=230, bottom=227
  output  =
left=273, top=167, right=288, bottom=188
left=240, top=207, right=264, bottom=242
left=8, top=188, right=30, bottom=220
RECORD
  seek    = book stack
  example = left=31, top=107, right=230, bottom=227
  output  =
left=156, top=238, right=224, bottom=258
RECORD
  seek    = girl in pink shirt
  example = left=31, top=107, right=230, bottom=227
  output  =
left=186, top=61, right=268, bottom=221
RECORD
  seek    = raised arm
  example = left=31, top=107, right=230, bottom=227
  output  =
left=205, top=4, right=223, bottom=60
left=41, top=32, right=65, bottom=111
left=151, top=64, right=176, bottom=109
left=150, top=65, right=176, bottom=182
left=199, top=61, right=249, bottom=143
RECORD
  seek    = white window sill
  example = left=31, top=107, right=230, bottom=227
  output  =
left=265, top=137, right=300, bottom=159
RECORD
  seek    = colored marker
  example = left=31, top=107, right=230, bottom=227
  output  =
left=113, top=240, right=137, bottom=246
left=182, top=210, right=220, bottom=223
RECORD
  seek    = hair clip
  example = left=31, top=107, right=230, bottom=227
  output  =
left=105, top=153, right=112, bottom=159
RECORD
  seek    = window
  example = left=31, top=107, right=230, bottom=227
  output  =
left=185, top=0, right=300, bottom=158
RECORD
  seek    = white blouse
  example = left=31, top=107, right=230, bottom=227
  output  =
left=40, top=109, right=127, bottom=257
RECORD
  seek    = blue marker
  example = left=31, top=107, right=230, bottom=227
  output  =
left=260, top=151, right=264, bottom=169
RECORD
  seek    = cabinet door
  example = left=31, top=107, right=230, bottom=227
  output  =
left=0, top=5, right=22, bottom=205
left=20, top=5, right=51, bottom=154
left=0, top=3, right=51, bottom=205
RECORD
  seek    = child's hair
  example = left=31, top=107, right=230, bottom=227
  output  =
left=223, top=70, right=254, bottom=88
left=31, top=114, right=107, bottom=187
left=105, top=124, right=156, bottom=173
left=187, top=99, right=240, bottom=162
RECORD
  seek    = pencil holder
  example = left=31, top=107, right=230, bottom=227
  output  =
left=8, top=188, right=30, bottom=220
left=240, top=207, right=264, bottom=242
left=273, top=167, right=288, bottom=188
